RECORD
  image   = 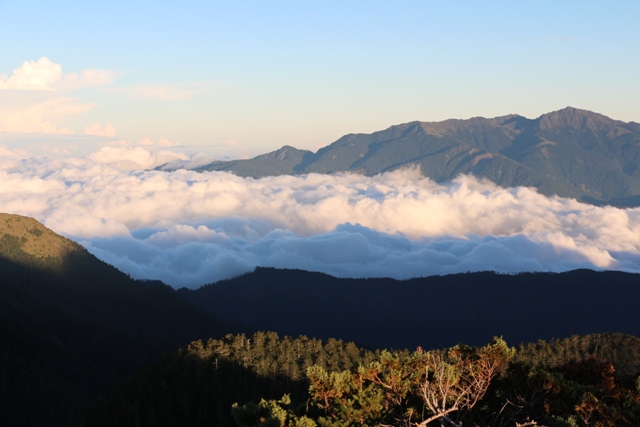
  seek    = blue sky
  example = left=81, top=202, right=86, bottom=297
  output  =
left=1, top=1, right=639, bottom=156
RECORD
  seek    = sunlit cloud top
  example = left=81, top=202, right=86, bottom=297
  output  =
left=1, top=147, right=639, bottom=288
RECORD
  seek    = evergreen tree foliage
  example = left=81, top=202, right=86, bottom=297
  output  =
left=480, top=356, right=640, bottom=427
left=514, top=333, right=640, bottom=376
left=78, top=332, right=378, bottom=427
left=232, top=395, right=317, bottom=427
left=233, top=337, right=640, bottom=427
left=74, top=331, right=640, bottom=427
left=233, top=338, right=515, bottom=427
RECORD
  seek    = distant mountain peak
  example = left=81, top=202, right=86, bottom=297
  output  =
left=537, top=106, right=616, bottom=131
left=192, top=107, right=640, bottom=206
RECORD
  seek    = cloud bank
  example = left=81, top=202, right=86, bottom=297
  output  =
left=0, top=147, right=639, bottom=288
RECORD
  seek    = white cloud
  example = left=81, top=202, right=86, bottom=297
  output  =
left=158, top=137, right=180, bottom=147
left=0, top=145, right=26, bottom=157
left=88, top=146, right=188, bottom=170
left=46, top=213, right=131, bottom=238
left=58, top=68, right=116, bottom=92
left=0, top=57, right=115, bottom=134
left=136, top=137, right=180, bottom=147
left=84, top=123, right=117, bottom=137
left=0, top=57, right=61, bottom=91
left=154, top=151, right=220, bottom=170
left=1, top=149, right=639, bottom=288
left=0, top=57, right=115, bottom=92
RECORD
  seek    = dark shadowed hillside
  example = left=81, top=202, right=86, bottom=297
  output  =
left=179, top=267, right=640, bottom=351
left=189, top=107, right=640, bottom=205
left=0, top=213, right=248, bottom=426
left=0, top=213, right=243, bottom=345
left=0, top=280, right=170, bottom=426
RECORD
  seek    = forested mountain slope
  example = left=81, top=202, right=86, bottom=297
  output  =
left=191, top=107, right=640, bottom=205
left=0, top=280, right=169, bottom=426
left=0, top=213, right=247, bottom=426
left=0, top=213, right=243, bottom=345
left=179, top=267, right=640, bottom=351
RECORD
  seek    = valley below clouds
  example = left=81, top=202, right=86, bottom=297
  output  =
left=1, top=145, right=640, bottom=289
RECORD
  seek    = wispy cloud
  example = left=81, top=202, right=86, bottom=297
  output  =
left=0, top=145, right=26, bottom=157
left=110, top=81, right=223, bottom=101
left=84, top=123, right=117, bottom=137
left=137, top=137, right=181, bottom=147
left=58, top=68, right=117, bottom=92
left=0, top=92, right=93, bottom=134
left=0, top=57, right=231, bottom=135
left=86, top=145, right=188, bottom=170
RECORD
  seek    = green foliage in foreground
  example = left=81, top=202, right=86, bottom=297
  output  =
left=233, top=339, right=640, bottom=427
left=78, top=332, right=380, bottom=426
left=79, top=332, right=640, bottom=427
left=232, top=338, right=515, bottom=427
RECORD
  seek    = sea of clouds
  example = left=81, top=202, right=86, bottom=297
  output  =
left=1, top=142, right=640, bottom=289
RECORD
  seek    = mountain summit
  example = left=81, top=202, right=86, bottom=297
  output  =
left=188, top=107, right=640, bottom=206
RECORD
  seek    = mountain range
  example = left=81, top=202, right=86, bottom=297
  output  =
left=186, top=107, right=640, bottom=206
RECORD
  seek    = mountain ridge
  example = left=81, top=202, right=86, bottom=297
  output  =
left=179, top=266, right=640, bottom=351
left=0, top=213, right=246, bottom=344
left=186, top=107, right=640, bottom=206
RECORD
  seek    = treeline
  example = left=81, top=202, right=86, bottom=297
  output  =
left=515, top=332, right=640, bottom=376
left=78, top=332, right=640, bottom=427
left=78, top=332, right=381, bottom=426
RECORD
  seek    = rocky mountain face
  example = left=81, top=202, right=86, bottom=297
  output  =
left=191, top=107, right=640, bottom=205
